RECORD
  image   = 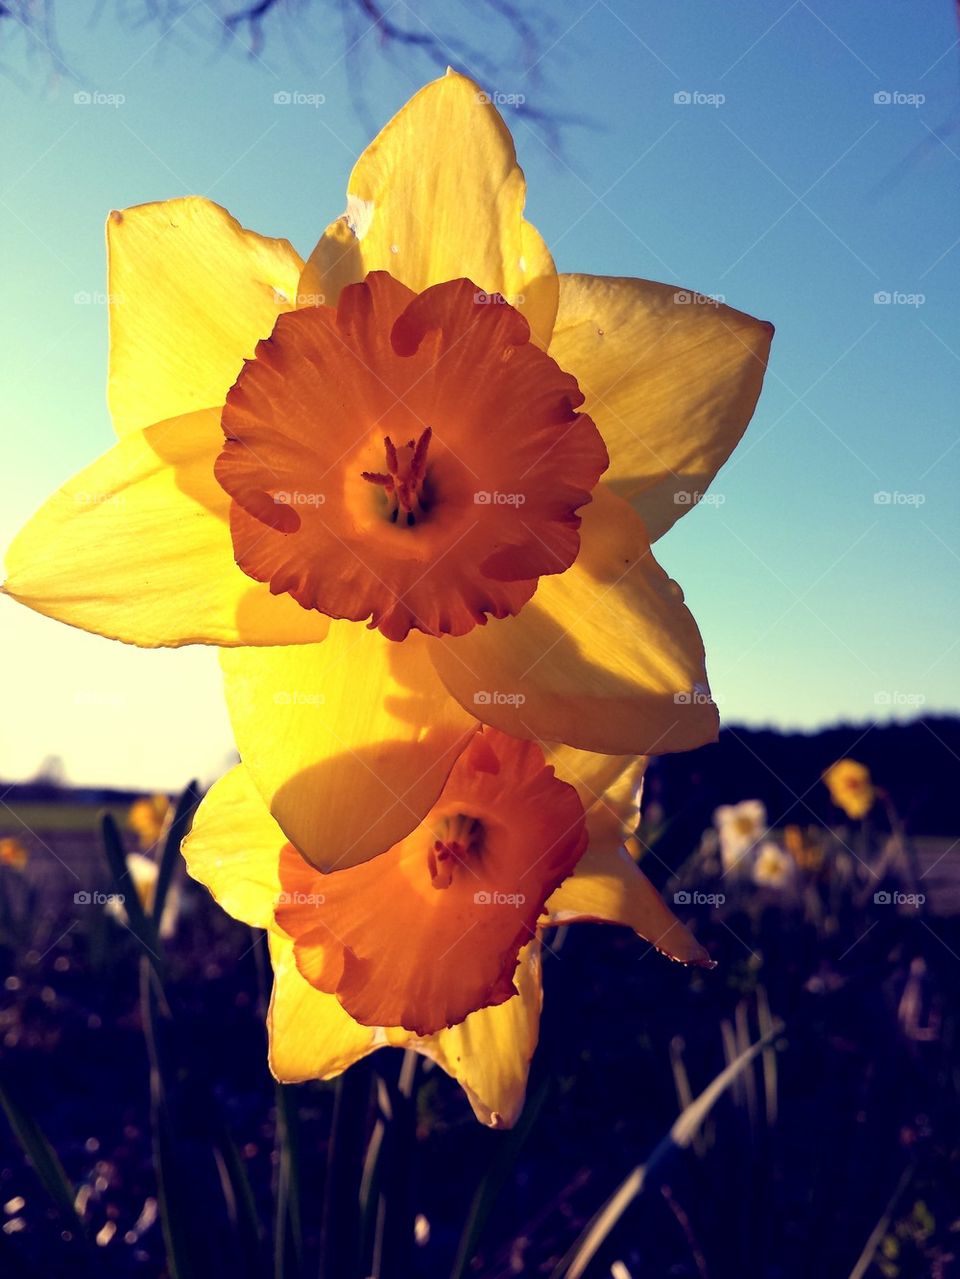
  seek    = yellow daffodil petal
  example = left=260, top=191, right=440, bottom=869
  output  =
left=428, top=486, right=717, bottom=755
left=299, top=70, right=558, bottom=348
left=544, top=848, right=711, bottom=967
left=182, top=765, right=284, bottom=929
left=107, top=197, right=302, bottom=436
left=267, top=931, right=541, bottom=1129
left=549, top=274, right=773, bottom=539
left=220, top=626, right=477, bottom=872
left=268, top=932, right=381, bottom=1081
left=417, top=943, right=542, bottom=1129
left=2, top=409, right=328, bottom=647
left=546, top=747, right=647, bottom=853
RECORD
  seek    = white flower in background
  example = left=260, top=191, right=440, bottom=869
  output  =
left=106, top=852, right=181, bottom=939
left=713, top=800, right=767, bottom=873
left=752, top=840, right=796, bottom=889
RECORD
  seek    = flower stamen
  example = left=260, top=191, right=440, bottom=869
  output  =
left=361, top=426, right=433, bottom=526
left=427, top=813, right=484, bottom=890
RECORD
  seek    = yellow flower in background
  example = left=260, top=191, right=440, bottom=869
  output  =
left=752, top=841, right=795, bottom=889
left=783, top=824, right=825, bottom=872
left=106, top=852, right=181, bottom=940
left=3, top=70, right=773, bottom=871
left=127, top=794, right=171, bottom=849
left=183, top=741, right=710, bottom=1126
left=823, top=759, right=875, bottom=820
left=0, top=837, right=28, bottom=871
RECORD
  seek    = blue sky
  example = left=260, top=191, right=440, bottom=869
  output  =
left=1, top=0, right=958, bottom=789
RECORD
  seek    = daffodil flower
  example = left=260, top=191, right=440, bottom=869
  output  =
left=713, top=799, right=767, bottom=873
left=0, top=837, right=28, bottom=871
left=127, top=793, right=172, bottom=850
left=4, top=71, right=773, bottom=868
left=106, top=851, right=181, bottom=939
left=823, top=758, right=875, bottom=820
left=183, top=732, right=711, bottom=1126
left=752, top=840, right=796, bottom=888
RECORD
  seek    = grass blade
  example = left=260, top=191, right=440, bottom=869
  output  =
left=320, top=1065, right=371, bottom=1279
left=153, top=781, right=200, bottom=927
left=211, top=1115, right=264, bottom=1275
left=552, top=1021, right=786, bottom=1279
left=450, top=1076, right=550, bottom=1279
left=846, top=1163, right=915, bottom=1279
left=0, top=1072, right=85, bottom=1235
left=140, top=958, right=201, bottom=1279
left=274, top=1082, right=303, bottom=1279
left=101, top=813, right=163, bottom=976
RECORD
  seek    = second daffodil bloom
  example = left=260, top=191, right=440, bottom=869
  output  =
left=3, top=71, right=774, bottom=869
left=183, top=730, right=711, bottom=1126
left=127, top=794, right=172, bottom=850
left=823, top=759, right=875, bottom=820
left=0, top=837, right=29, bottom=871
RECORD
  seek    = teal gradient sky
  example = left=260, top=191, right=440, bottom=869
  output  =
left=1, top=0, right=958, bottom=789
